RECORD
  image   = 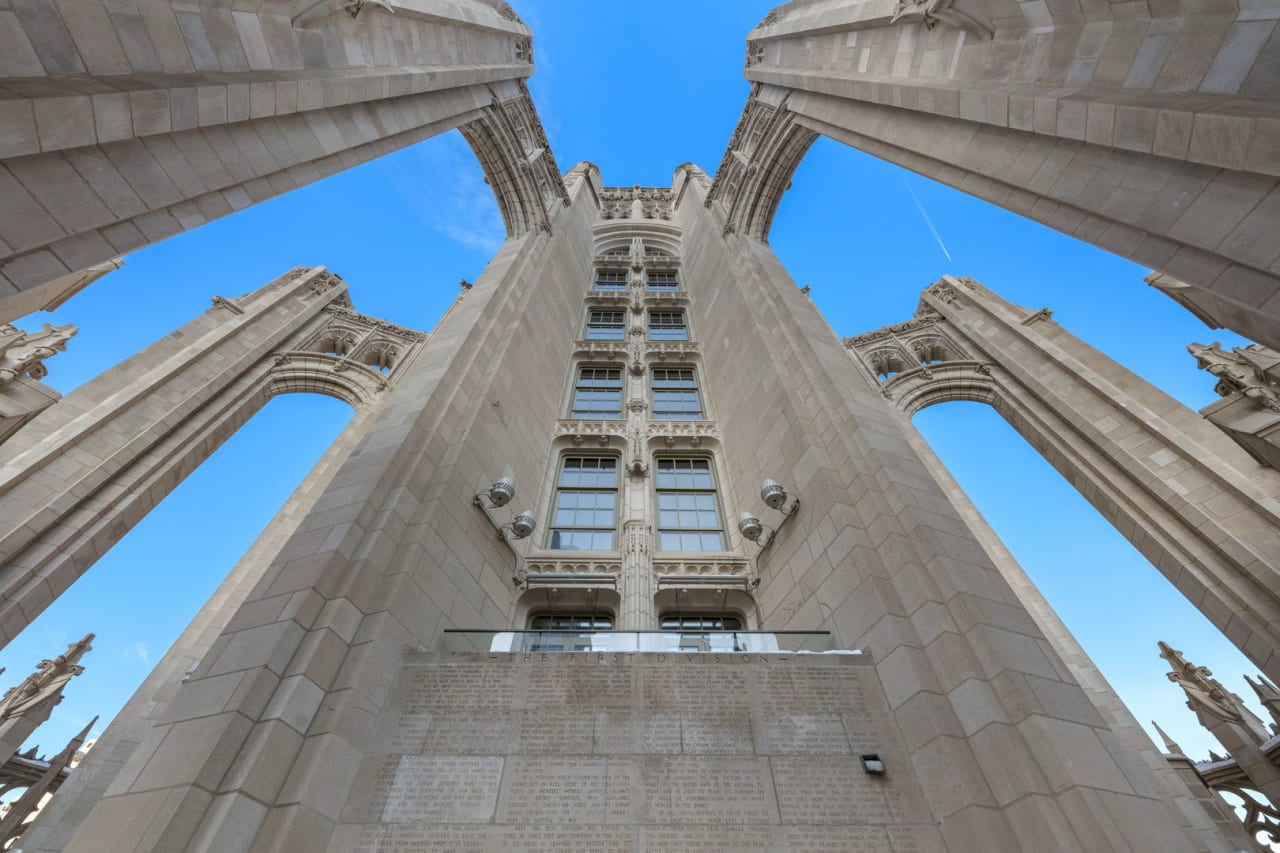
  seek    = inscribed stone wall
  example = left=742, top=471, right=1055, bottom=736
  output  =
left=331, top=651, right=935, bottom=852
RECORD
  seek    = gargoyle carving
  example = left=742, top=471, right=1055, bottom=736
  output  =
left=0, top=323, right=76, bottom=385
left=1189, top=341, right=1280, bottom=413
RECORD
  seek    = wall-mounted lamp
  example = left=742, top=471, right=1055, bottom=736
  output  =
left=760, top=479, right=800, bottom=515
left=473, top=476, right=534, bottom=583
left=860, top=754, right=885, bottom=775
left=504, top=510, right=536, bottom=540
left=475, top=476, right=516, bottom=508
left=738, top=480, right=800, bottom=549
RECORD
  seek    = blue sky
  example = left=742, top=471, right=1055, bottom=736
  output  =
left=2, top=0, right=1261, bottom=770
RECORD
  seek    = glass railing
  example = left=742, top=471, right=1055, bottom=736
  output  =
left=440, top=629, right=835, bottom=654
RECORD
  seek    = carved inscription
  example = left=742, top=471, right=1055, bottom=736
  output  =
left=781, top=826, right=896, bottom=851
left=772, top=756, right=891, bottom=824
left=662, top=756, right=778, bottom=824
left=374, top=756, right=502, bottom=822
left=761, top=667, right=864, bottom=712
left=594, top=710, right=681, bottom=754
left=639, top=826, right=775, bottom=851
left=354, top=825, right=633, bottom=852
left=404, top=667, right=490, bottom=712
left=388, top=711, right=431, bottom=753
left=681, top=712, right=754, bottom=753
left=645, top=665, right=749, bottom=710
left=421, top=713, right=517, bottom=754
left=346, top=654, right=906, bottom=852
left=517, top=710, right=595, bottom=752
left=521, top=663, right=634, bottom=709
left=498, top=755, right=607, bottom=824
left=753, top=713, right=851, bottom=754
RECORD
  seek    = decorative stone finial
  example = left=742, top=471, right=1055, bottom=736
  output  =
left=1158, top=640, right=1248, bottom=725
left=1151, top=720, right=1185, bottom=755
left=1188, top=341, right=1280, bottom=413
left=0, top=323, right=77, bottom=385
left=1245, top=674, right=1280, bottom=729
left=0, top=633, right=93, bottom=723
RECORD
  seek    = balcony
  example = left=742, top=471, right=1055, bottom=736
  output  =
left=441, top=629, right=836, bottom=654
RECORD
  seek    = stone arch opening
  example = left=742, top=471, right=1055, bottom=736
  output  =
left=0, top=268, right=426, bottom=653
left=845, top=276, right=1280, bottom=686
left=0, top=391, right=354, bottom=832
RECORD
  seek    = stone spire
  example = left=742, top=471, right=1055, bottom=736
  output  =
left=1245, top=674, right=1280, bottom=733
left=0, top=714, right=97, bottom=847
left=1158, top=641, right=1271, bottom=744
left=1151, top=720, right=1186, bottom=755
left=0, top=634, right=93, bottom=761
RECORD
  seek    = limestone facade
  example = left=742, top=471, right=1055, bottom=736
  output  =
left=0, top=0, right=1276, bottom=850
left=0, top=162, right=1246, bottom=851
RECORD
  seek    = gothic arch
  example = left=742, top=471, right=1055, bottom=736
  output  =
left=846, top=276, right=1280, bottom=684
left=717, top=0, right=1280, bottom=350
left=706, top=85, right=817, bottom=241
left=0, top=268, right=426, bottom=650
left=460, top=81, right=570, bottom=239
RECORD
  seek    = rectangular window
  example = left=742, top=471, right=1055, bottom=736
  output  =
left=651, top=368, right=702, bottom=419
left=595, top=269, right=628, bottom=291
left=660, top=615, right=745, bottom=652
left=549, top=457, right=620, bottom=550
left=571, top=366, right=623, bottom=418
left=655, top=458, right=725, bottom=551
left=526, top=614, right=614, bottom=652
left=648, top=311, right=688, bottom=341
left=585, top=310, right=627, bottom=340
left=646, top=271, right=679, bottom=290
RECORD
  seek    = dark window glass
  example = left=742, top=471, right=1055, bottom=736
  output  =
left=651, top=368, right=702, bottom=419
left=571, top=366, right=623, bottom=418
left=549, top=457, right=619, bottom=550
left=648, top=311, right=687, bottom=341
left=586, top=310, right=627, bottom=340
left=655, top=458, right=725, bottom=551
left=595, top=269, right=628, bottom=290
left=646, top=271, right=679, bottom=290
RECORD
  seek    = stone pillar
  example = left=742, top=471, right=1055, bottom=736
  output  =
left=0, top=266, right=425, bottom=648
left=845, top=275, right=1280, bottom=684
left=902, top=424, right=1253, bottom=852
left=58, top=167, right=590, bottom=852
left=16, top=399, right=379, bottom=853
left=0, top=1, right=563, bottom=321
left=714, top=1, right=1280, bottom=349
left=680, top=168, right=1205, bottom=850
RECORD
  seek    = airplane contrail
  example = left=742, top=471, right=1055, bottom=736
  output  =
left=902, top=175, right=953, bottom=262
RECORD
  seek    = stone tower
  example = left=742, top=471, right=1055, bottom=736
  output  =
left=0, top=0, right=1276, bottom=851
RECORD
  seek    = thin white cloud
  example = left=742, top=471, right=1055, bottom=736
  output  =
left=902, top=174, right=953, bottom=262
left=134, top=641, right=150, bottom=666
left=384, top=133, right=506, bottom=254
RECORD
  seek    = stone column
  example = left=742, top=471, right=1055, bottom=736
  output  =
left=0, top=267, right=423, bottom=648
left=846, top=275, right=1280, bottom=684
left=58, top=166, right=592, bottom=852
left=0, top=1, right=553, bottom=321
left=680, top=167, right=1206, bottom=851
left=16, top=399, right=379, bottom=853
left=714, top=1, right=1280, bottom=349
left=902, top=424, right=1253, bottom=852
